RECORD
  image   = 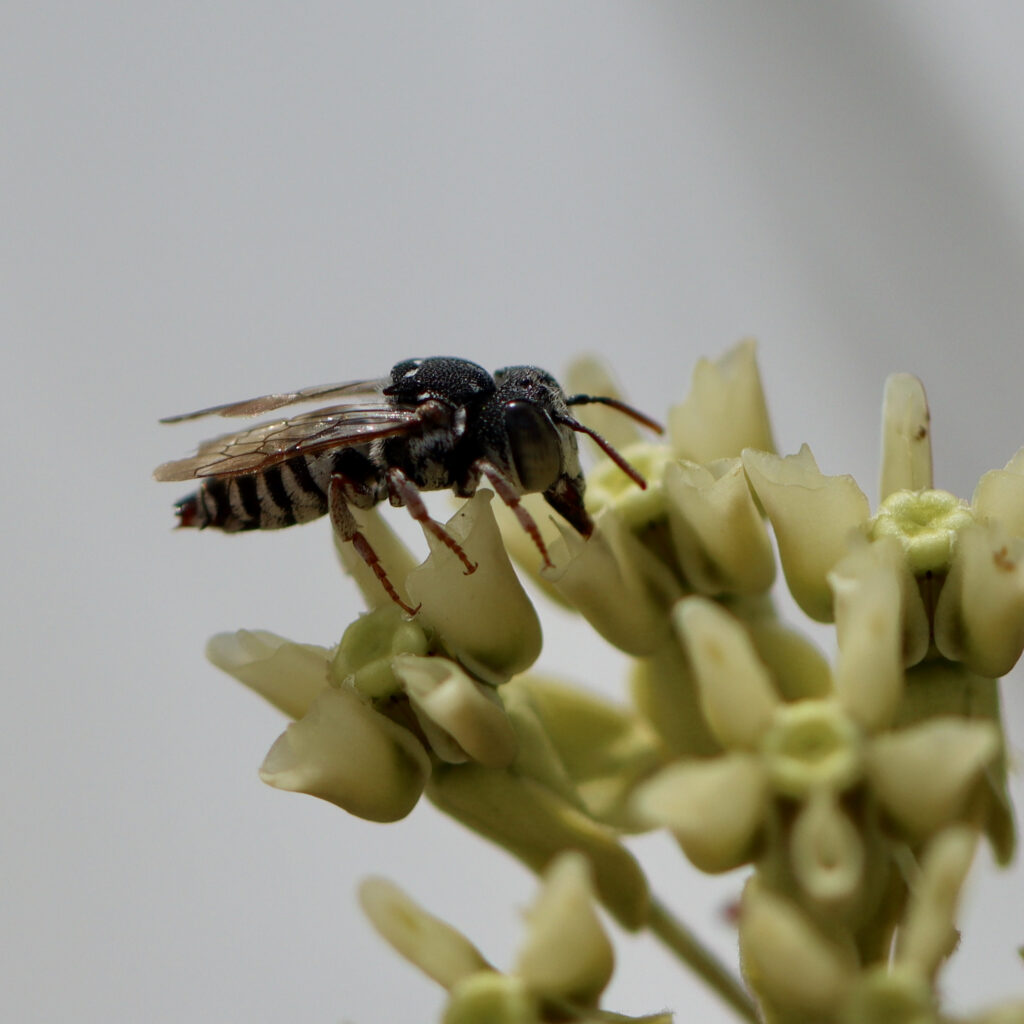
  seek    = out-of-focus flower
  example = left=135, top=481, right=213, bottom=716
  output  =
left=633, top=597, right=1000, bottom=909
left=738, top=877, right=857, bottom=1018
left=359, top=854, right=669, bottom=1024
left=740, top=827, right=982, bottom=1024
left=427, top=763, right=650, bottom=931
left=501, top=674, right=666, bottom=831
left=542, top=508, right=680, bottom=656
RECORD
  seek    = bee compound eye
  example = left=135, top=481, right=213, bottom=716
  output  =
left=504, top=400, right=562, bottom=492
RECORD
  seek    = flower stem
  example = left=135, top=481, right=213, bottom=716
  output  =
left=647, top=897, right=758, bottom=1023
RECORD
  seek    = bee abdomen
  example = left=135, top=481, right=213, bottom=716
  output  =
left=177, top=458, right=329, bottom=532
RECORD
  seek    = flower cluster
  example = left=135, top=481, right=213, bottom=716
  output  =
left=203, top=342, right=1024, bottom=1024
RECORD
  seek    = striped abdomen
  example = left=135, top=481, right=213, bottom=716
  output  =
left=176, top=448, right=380, bottom=532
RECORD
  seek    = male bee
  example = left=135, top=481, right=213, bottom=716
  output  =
left=155, top=356, right=661, bottom=613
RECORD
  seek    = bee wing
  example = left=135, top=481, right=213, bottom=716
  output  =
left=158, top=377, right=390, bottom=424
left=153, top=402, right=420, bottom=481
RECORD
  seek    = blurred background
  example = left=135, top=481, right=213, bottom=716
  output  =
left=3, top=3, right=1022, bottom=1021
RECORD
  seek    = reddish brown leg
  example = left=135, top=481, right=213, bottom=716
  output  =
left=386, top=467, right=477, bottom=575
left=329, top=476, right=420, bottom=616
left=472, top=458, right=553, bottom=569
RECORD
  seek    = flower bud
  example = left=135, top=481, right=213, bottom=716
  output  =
left=672, top=598, right=780, bottom=751
left=206, top=630, right=330, bottom=720
left=407, top=490, right=542, bottom=685
left=664, top=458, right=775, bottom=595
left=259, top=684, right=430, bottom=822
left=515, top=853, right=614, bottom=1005
left=743, top=445, right=870, bottom=621
left=669, top=340, right=775, bottom=462
left=632, top=753, right=768, bottom=872
left=358, top=877, right=491, bottom=990
left=879, top=373, right=933, bottom=499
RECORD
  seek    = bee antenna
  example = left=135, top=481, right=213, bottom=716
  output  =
left=558, top=415, right=649, bottom=490
left=564, top=394, right=664, bottom=434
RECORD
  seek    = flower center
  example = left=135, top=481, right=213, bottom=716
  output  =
left=869, top=489, right=974, bottom=574
left=762, top=701, right=863, bottom=798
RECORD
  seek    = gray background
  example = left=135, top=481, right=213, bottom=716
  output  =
left=3, top=3, right=1023, bottom=1021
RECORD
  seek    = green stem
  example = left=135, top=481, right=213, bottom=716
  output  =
left=647, top=897, right=758, bottom=1023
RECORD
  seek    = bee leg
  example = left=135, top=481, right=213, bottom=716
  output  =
left=329, top=475, right=420, bottom=617
left=472, top=459, right=554, bottom=570
left=385, top=467, right=477, bottom=575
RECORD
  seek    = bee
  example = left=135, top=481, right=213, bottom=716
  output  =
left=155, top=356, right=661, bottom=614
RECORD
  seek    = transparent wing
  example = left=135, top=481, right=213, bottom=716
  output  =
left=153, top=402, right=420, bottom=481
left=159, top=377, right=390, bottom=424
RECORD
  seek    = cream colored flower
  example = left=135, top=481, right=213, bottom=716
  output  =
left=633, top=598, right=1000, bottom=907
left=336, top=492, right=543, bottom=685
left=500, top=675, right=665, bottom=831
left=669, top=339, right=775, bottom=463
left=738, top=878, right=857, bottom=1017
left=359, top=855, right=667, bottom=1024
left=742, top=374, right=1024, bottom=680
left=206, top=600, right=521, bottom=820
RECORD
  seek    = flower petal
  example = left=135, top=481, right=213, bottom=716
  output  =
left=865, top=718, right=999, bottom=839
left=739, top=879, right=856, bottom=1015
left=545, top=509, right=676, bottom=656
left=504, top=675, right=663, bottom=830
left=879, top=373, right=933, bottom=499
left=407, top=490, right=542, bottom=685
left=973, top=447, right=1024, bottom=539
left=743, top=445, right=870, bottom=621
left=789, top=789, right=865, bottom=907
left=565, top=355, right=644, bottom=452
left=206, top=630, right=330, bottom=720
left=395, top=655, right=519, bottom=768
left=829, top=541, right=905, bottom=732
left=515, top=853, right=614, bottom=1005
left=895, top=826, right=979, bottom=980
left=632, top=753, right=768, bottom=873
left=672, top=597, right=780, bottom=751
left=934, top=521, right=1024, bottom=678
left=444, top=975, right=537, bottom=1024
left=664, top=458, right=775, bottom=596
left=358, top=877, right=491, bottom=990
left=259, top=685, right=430, bottom=822
left=669, top=340, right=775, bottom=462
